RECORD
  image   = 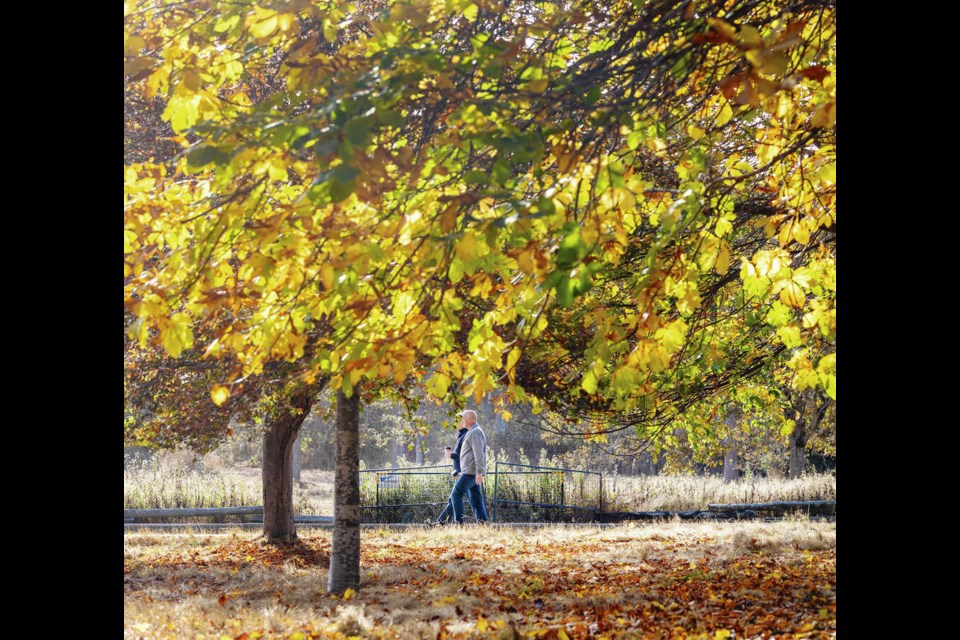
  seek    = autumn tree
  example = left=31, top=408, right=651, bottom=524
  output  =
left=125, top=0, right=835, bottom=592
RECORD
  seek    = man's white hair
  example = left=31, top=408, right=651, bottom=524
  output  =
left=461, top=409, right=477, bottom=422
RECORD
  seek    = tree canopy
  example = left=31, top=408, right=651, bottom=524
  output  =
left=124, top=0, right=835, bottom=445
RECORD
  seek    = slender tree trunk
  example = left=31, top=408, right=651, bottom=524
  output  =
left=262, top=388, right=315, bottom=543
left=415, top=432, right=424, bottom=465
left=292, top=429, right=302, bottom=482
left=328, top=388, right=361, bottom=595
left=723, top=405, right=740, bottom=483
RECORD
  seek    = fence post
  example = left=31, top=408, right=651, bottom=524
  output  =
left=493, top=461, right=499, bottom=523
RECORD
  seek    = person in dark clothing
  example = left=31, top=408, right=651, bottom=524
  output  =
left=433, top=426, right=469, bottom=525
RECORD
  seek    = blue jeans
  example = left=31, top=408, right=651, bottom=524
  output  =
left=437, top=484, right=487, bottom=523
left=450, top=474, right=488, bottom=523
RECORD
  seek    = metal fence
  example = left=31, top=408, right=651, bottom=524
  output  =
left=359, top=466, right=488, bottom=524
left=491, top=461, right=602, bottom=523
left=359, top=462, right=602, bottom=524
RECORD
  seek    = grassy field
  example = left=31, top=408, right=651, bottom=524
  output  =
left=124, top=520, right=836, bottom=639
left=124, top=456, right=836, bottom=517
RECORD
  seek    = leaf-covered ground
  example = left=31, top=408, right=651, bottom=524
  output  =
left=124, top=521, right=835, bottom=639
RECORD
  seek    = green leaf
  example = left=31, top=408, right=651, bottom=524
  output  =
left=556, top=230, right=585, bottom=269
left=535, top=197, right=555, bottom=216
left=345, top=117, right=372, bottom=146
left=465, top=170, right=490, bottom=186
left=186, top=145, right=229, bottom=169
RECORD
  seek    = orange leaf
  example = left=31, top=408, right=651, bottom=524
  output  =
left=797, top=65, right=830, bottom=83
left=718, top=74, right=741, bottom=100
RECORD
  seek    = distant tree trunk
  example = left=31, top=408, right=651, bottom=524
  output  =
left=328, top=388, right=361, bottom=595
left=415, top=432, right=424, bottom=465
left=292, top=430, right=302, bottom=482
left=788, top=390, right=831, bottom=479
left=723, top=406, right=740, bottom=483
left=788, top=421, right=807, bottom=479
left=262, top=387, right=315, bottom=543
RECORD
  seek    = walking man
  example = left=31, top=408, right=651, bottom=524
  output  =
left=448, top=409, right=489, bottom=524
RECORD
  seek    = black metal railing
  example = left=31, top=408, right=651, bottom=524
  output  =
left=359, top=465, right=488, bottom=524
left=359, top=462, right=602, bottom=523
left=491, top=461, right=602, bottom=523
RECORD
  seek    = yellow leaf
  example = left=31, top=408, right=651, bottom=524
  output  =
left=715, top=630, right=732, bottom=640
left=760, top=53, right=789, bottom=76
left=133, top=623, right=151, bottom=633
left=182, top=69, right=201, bottom=92
left=211, top=385, right=230, bottom=406
left=507, top=347, right=521, bottom=372
left=161, top=313, right=194, bottom=358
left=440, top=204, right=457, bottom=234
left=792, top=218, right=811, bottom=245
left=248, top=7, right=280, bottom=38
left=476, top=616, right=488, bottom=632
left=516, top=246, right=537, bottom=274
left=457, top=232, right=477, bottom=261
left=810, top=101, right=836, bottom=129
left=321, top=263, right=335, bottom=291
left=646, top=137, right=666, bottom=154
left=738, top=25, right=763, bottom=48
left=716, top=102, right=733, bottom=127
left=558, top=630, right=571, bottom=640
left=426, top=372, right=451, bottom=398
left=526, top=78, right=548, bottom=93
left=124, top=36, right=145, bottom=56
left=776, top=325, right=802, bottom=348
left=687, top=124, right=706, bottom=140
left=716, top=241, right=731, bottom=275
left=817, top=352, right=836, bottom=374
left=342, top=588, right=357, bottom=601
left=780, top=280, right=805, bottom=308
left=162, top=93, right=201, bottom=134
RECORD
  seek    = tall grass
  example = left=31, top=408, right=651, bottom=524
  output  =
left=601, top=471, right=836, bottom=512
left=125, top=453, right=836, bottom=517
left=123, top=455, right=312, bottom=514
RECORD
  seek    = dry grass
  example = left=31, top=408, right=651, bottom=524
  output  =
left=601, top=473, right=836, bottom=512
left=124, top=456, right=334, bottom=515
left=125, top=454, right=835, bottom=519
left=124, top=521, right=836, bottom=639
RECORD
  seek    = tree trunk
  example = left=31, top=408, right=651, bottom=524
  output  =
left=262, top=388, right=315, bottom=543
left=292, top=429, right=302, bottom=482
left=788, top=390, right=829, bottom=479
left=788, top=420, right=807, bottom=479
left=328, top=388, right=361, bottom=595
left=723, top=406, right=740, bottom=483
left=415, top=432, right=424, bottom=465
